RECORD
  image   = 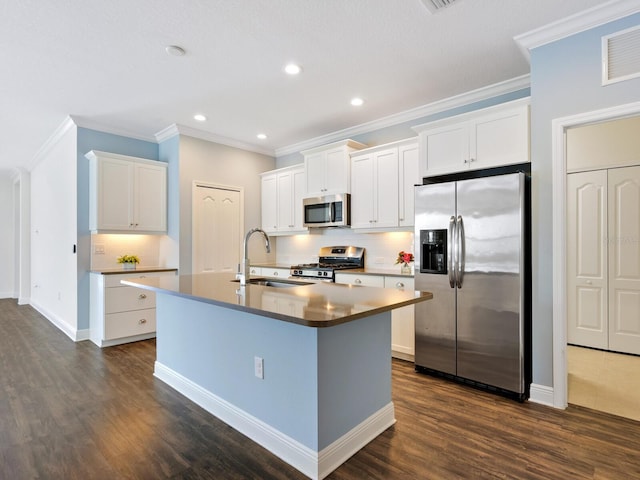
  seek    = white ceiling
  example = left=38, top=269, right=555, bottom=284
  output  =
left=0, top=0, right=625, bottom=172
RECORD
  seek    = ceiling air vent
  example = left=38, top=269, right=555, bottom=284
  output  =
left=420, top=0, right=459, bottom=14
left=603, top=25, right=640, bottom=85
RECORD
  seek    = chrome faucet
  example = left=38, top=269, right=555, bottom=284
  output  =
left=237, top=228, right=271, bottom=286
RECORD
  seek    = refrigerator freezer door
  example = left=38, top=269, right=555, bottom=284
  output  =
left=414, top=183, right=457, bottom=375
left=455, top=173, right=525, bottom=393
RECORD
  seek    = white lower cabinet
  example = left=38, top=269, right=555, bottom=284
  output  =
left=90, top=270, right=177, bottom=347
left=334, top=273, right=415, bottom=360
left=259, top=267, right=290, bottom=278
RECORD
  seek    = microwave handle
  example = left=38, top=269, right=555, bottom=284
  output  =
left=330, top=202, right=336, bottom=223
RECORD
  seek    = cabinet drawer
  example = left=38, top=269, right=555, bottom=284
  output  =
left=261, top=268, right=289, bottom=278
left=105, top=286, right=156, bottom=313
left=335, top=274, right=384, bottom=287
left=104, top=270, right=175, bottom=288
left=384, top=277, right=415, bottom=290
left=105, top=309, right=156, bottom=340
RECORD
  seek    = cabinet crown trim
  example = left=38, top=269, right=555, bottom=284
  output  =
left=412, top=98, right=530, bottom=133
left=85, top=150, right=166, bottom=168
left=259, top=163, right=304, bottom=177
left=350, top=137, right=418, bottom=157
left=300, top=139, right=367, bottom=156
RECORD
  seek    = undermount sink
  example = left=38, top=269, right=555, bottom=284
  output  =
left=231, top=278, right=313, bottom=288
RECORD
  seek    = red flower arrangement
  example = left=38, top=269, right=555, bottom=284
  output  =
left=395, top=251, right=414, bottom=266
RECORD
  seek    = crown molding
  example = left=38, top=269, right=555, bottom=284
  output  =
left=27, top=116, right=77, bottom=171
left=70, top=116, right=157, bottom=143
left=275, top=74, right=530, bottom=157
left=155, top=123, right=275, bottom=157
left=515, top=0, right=640, bottom=59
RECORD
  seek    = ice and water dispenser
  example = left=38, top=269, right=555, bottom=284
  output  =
left=419, top=229, right=447, bottom=274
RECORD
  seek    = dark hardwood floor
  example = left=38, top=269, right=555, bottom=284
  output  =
left=1, top=298, right=639, bottom=479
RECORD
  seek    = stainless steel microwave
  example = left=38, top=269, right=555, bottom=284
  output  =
left=303, top=194, right=350, bottom=228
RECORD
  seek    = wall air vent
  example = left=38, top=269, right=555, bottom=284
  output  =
left=603, top=25, right=640, bottom=85
left=420, top=0, right=459, bottom=14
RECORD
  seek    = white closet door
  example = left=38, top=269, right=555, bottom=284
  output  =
left=567, top=171, right=608, bottom=349
left=608, top=166, right=640, bottom=355
left=193, top=185, right=241, bottom=274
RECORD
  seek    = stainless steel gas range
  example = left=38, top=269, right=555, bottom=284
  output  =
left=290, top=246, right=365, bottom=282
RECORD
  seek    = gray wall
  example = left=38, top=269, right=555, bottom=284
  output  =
left=530, top=13, right=640, bottom=386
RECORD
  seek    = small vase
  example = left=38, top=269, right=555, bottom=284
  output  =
left=400, top=264, right=412, bottom=275
left=123, top=263, right=137, bottom=270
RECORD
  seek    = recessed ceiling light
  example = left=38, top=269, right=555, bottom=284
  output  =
left=165, top=45, right=186, bottom=57
left=194, top=114, right=207, bottom=122
left=351, top=97, right=364, bottom=106
left=257, top=133, right=267, bottom=140
left=284, top=63, right=302, bottom=75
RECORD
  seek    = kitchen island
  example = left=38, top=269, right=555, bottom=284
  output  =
left=123, top=272, right=432, bottom=480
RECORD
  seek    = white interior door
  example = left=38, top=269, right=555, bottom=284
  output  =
left=567, top=170, right=608, bottom=349
left=193, top=184, right=241, bottom=274
left=608, top=166, right=640, bottom=355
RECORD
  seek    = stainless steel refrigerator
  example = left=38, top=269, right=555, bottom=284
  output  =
left=414, top=170, right=530, bottom=400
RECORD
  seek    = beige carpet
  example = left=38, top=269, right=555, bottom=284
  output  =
left=567, top=345, right=640, bottom=421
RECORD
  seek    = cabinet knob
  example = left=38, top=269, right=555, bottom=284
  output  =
left=138, top=293, right=147, bottom=299
left=585, top=280, right=593, bottom=285
left=469, top=158, right=475, bottom=163
left=355, top=278, right=362, bottom=284
left=396, top=282, right=405, bottom=288
left=273, top=271, right=278, bottom=276
left=138, top=318, right=147, bottom=324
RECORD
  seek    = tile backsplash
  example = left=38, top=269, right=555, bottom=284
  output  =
left=90, top=234, right=165, bottom=270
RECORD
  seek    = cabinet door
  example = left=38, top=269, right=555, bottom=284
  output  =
left=385, top=276, right=415, bottom=358
left=98, top=159, right=133, bottom=230
left=419, top=122, right=469, bottom=177
left=350, top=153, right=375, bottom=228
left=608, top=166, right=640, bottom=355
left=261, top=174, right=278, bottom=233
left=277, top=171, right=294, bottom=231
left=472, top=106, right=529, bottom=169
left=305, top=152, right=326, bottom=196
left=324, top=147, right=350, bottom=194
left=567, top=171, right=608, bottom=349
left=133, top=163, right=167, bottom=232
left=374, top=148, right=399, bottom=228
left=292, top=167, right=307, bottom=231
left=399, top=143, right=419, bottom=227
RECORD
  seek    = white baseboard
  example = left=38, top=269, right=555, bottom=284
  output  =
left=29, top=301, right=81, bottom=342
left=529, top=383, right=555, bottom=407
left=18, top=296, right=30, bottom=305
left=0, top=291, right=14, bottom=299
left=76, top=328, right=90, bottom=341
left=154, top=361, right=395, bottom=480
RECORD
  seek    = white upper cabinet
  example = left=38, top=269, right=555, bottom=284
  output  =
left=302, top=139, right=367, bottom=196
left=350, top=138, right=419, bottom=230
left=260, top=164, right=307, bottom=235
left=86, top=150, right=167, bottom=234
left=413, top=100, right=530, bottom=178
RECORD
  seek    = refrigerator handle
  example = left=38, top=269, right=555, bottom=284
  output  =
left=457, top=215, right=465, bottom=288
left=448, top=216, right=456, bottom=288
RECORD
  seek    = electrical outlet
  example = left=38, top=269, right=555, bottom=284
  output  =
left=94, top=244, right=105, bottom=254
left=254, top=356, right=264, bottom=379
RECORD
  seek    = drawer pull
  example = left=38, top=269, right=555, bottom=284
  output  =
left=355, top=278, right=362, bottom=284
left=396, top=282, right=405, bottom=288
left=138, top=294, right=147, bottom=299
left=138, top=318, right=147, bottom=325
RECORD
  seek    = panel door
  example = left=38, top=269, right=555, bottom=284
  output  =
left=399, top=142, right=419, bottom=227
left=304, top=152, right=326, bottom=196
left=374, top=148, right=399, bottom=228
left=420, top=123, right=469, bottom=177
left=291, top=167, right=307, bottom=231
left=350, top=153, right=375, bottom=228
left=567, top=171, right=609, bottom=349
left=324, top=147, right=350, bottom=194
left=456, top=173, right=525, bottom=393
left=98, top=159, right=132, bottom=230
left=133, top=163, right=167, bottom=232
left=608, top=166, right=640, bottom=355
left=472, top=106, right=529, bottom=169
left=261, top=174, right=278, bottom=233
left=193, top=185, right=241, bottom=274
left=277, top=171, right=294, bottom=231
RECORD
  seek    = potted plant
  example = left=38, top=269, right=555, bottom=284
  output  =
left=395, top=251, right=414, bottom=275
left=117, top=254, right=140, bottom=270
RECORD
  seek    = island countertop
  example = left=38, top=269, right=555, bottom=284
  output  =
left=122, top=272, right=432, bottom=327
